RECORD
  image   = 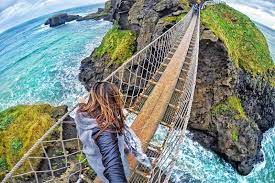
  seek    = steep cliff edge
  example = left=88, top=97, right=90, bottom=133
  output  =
left=79, top=0, right=189, bottom=90
left=78, top=1, right=274, bottom=175
left=189, top=4, right=274, bottom=175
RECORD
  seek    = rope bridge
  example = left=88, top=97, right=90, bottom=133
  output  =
left=2, top=6, right=200, bottom=183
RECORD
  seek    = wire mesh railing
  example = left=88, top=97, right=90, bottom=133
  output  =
left=104, top=9, right=193, bottom=109
left=149, top=10, right=200, bottom=183
left=2, top=8, right=194, bottom=183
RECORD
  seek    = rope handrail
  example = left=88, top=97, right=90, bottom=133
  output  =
left=2, top=8, right=195, bottom=183
left=149, top=10, right=200, bottom=183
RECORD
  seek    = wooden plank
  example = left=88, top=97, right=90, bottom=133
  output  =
left=129, top=15, right=197, bottom=169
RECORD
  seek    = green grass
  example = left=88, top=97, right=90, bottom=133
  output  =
left=231, top=127, right=239, bottom=142
left=201, top=4, right=274, bottom=76
left=11, top=138, right=23, bottom=154
left=0, top=104, right=58, bottom=179
left=179, top=0, right=190, bottom=11
left=0, top=158, right=7, bottom=172
left=76, top=153, right=89, bottom=167
left=212, top=96, right=247, bottom=120
left=0, top=115, right=14, bottom=131
left=93, top=27, right=136, bottom=65
left=162, top=13, right=186, bottom=23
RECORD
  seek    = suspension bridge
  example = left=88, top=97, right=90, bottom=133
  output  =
left=3, top=4, right=204, bottom=183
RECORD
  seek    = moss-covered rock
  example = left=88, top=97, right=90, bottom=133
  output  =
left=189, top=24, right=273, bottom=175
left=201, top=4, right=274, bottom=76
left=93, top=27, right=136, bottom=65
left=179, top=0, right=190, bottom=11
left=161, top=13, right=186, bottom=23
left=212, top=96, right=247, bottom=120
left=0, top=104, right=67, bottom=180
left=210, top=95, right=261, bottom=175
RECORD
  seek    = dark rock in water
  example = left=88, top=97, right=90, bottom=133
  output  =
left=45, top=1, right=113, bottom=26
left=45, top=13, right=81, bottom=27
left=98, top=8, right=105, bottom=13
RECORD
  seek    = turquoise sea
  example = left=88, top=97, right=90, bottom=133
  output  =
left=0, top=3, right=274, bottom=183
left=0, top=4, right=112, bottom=110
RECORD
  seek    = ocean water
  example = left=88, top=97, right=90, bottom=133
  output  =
left=0, top=4, right=112, bottom=110
left=171, top=128, right=275, bottom=183
left=0, top=2, right=274, bottom=183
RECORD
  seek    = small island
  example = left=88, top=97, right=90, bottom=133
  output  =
left=44, top=1, right=112, bottom=27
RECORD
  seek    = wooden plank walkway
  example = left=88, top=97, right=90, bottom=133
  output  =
left=129, top=15, right=198, bottom=170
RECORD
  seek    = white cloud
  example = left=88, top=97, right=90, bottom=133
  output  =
left=0, top=0, right=106, bottom=33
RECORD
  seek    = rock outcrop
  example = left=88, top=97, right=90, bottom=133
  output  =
left=188, top=28, right=269, bottom=175
left=79, top=0, right=189, bottom=90
left=45, top=13, right=81, bottom=27
left=78, top=1, right=113, bottom=21
left=45, top=1, right=113, bottom=27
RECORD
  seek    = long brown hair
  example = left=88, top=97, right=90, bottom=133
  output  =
left=79, top=81, right=125, bottom=134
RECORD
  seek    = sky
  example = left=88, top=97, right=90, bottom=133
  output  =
left=0, top=0, right=106, bottom=33
left=0, top=0, right=274, bottom=34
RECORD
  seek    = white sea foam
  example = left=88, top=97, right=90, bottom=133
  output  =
left=36, top=24, right=50, bottom=33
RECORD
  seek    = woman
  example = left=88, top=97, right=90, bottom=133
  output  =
left=75, top=81, right=151, bottom=183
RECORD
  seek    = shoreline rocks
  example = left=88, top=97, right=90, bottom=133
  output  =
left=45, top=1, right=113, bottom=27
left=45, top=13, right=81, bottom=27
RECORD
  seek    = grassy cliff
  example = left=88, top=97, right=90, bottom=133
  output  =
left=201, top=4, right=274, bottom=77
left=93, top=27, right=136, bottom=65
left=0, top=104, right=66, bottom=179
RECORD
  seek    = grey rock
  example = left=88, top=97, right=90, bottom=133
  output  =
left=188, top=28, right=274, bottom=175
left=51, top=105, right=68, bottom=119
left=45, top=13, right=81, bottom=27
left=237, top=70, right=275, bottom=132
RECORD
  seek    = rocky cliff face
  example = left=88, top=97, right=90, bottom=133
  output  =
left=188, top=28, right=274, bottom=175
left=79, top=0, right=189, bottom=90
left=78, top=0, right=274, bottom=175
left=45, top=13, right=81, bottom=27
left=111, top=0, right=187, bottom=50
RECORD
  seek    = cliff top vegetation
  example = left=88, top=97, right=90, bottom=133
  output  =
left=93, top=27, right=136, bottom=65
left=0, top=104, right=65, bottom=179
left=201, top=4, right=274, bottom=78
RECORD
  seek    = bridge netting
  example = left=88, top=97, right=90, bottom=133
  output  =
left=2, top=7, right=199, bottom=183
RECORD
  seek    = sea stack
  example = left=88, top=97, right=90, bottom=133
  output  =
left=45, top=13, right=81, bottom=27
